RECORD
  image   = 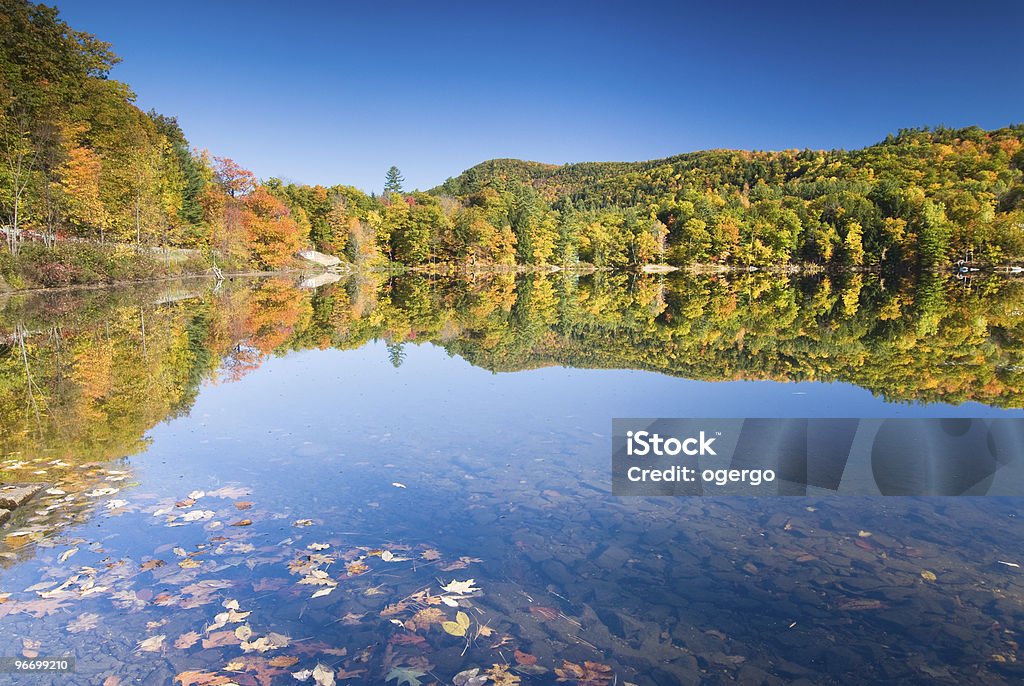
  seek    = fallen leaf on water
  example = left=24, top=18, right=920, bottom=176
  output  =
left=230, top=519, right=252, bottom=527
left=409, top=607, right=445, bottom=630
left=555, top=660, right=613, bottom=685
left=176, top=498, right=196, bottom=508
left=268, top=655, right=298, bottom=668
left=141, top=559, right=165, bottom=571
left=312, top=663, right=336, bottom=686
left=391, top=483, right=406, bottom=489
left=486, top=664, right=522, bottom=686
left=858, top=530, right=872, bottom=538
left=346, top=561, right=369, bottom=575
left=293, top=669, right=313, bottom=681
left=294, top=519, right=314, bottom=527
left=179, top=558, right=201, bottom=569
left=241, top=632, right=289, bottom=653
left=515, top=650, right=538, bottom=666
left=921, top=570, right=937, bottom=582
left=441, top=610, right=471, bottom=637
left=440, top=579, right=479, bottom=595
left=173, top=671, right=235, bottom=686
left=420, top=549, right=441, bottom=561
left=174, top=631, right=201, bottom=649
left=308, top=543, right=331, bottom=551
left=58, top=547, right=79, bottom=563
left=202, top=631, right=241, bottom=649
left=137, top=635, right=166, bottom=653
left=182, top=510, right=216, bottom=522
left=454, top=668, right=488, bottom=686
left=385, top=667, right=425, bottom=686
left=234, top=501, right=253, bottom=510
left=311, top=587, right=335, bottom=599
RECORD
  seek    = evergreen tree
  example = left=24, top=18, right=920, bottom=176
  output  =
left=384, top=166, right=404, bottom=195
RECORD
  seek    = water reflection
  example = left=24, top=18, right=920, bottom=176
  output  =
left=0, top=272, right=1022, bottom=685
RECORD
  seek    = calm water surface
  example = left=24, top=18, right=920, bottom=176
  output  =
left=1, top=273, right=1023, bottom=685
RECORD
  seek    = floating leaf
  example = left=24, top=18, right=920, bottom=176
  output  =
left=174, top=671, right=235, bottom=686
left=440, top=579, right=479, bottom=595
left=312, top=663, right=336, bottom=686
left=346, top=561, right=369, bottom=575
left=921, top=570, right=937, bottom=582
left=454, top=668, right=488, bottom=686
left=555, top=660, right=613, bottom=685
left=385, top=667, right=425, bottom=686
left=174, top=631, right=201, bottom=649
left=266, top=656, right=299, bottom=668
left=442, top=610, right=471, bottom=637
left=514, top=650, right=538, bottom=666
left=409, top=607, right=445, bottom=630
left=486, top=664, right=522, bottom=686
left=136, top=635, right=166, bottom=653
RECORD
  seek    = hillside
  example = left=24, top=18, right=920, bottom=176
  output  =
left=427, top=126, right=1024, bottom=268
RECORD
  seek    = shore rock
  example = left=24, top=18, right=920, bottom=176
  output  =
left=0, top=484, right=44, bottom=510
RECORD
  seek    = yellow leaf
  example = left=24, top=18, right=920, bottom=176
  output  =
left=441, top=620, right=467, bottom=637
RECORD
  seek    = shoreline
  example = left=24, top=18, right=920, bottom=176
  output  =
left=2, top=260, right=1021, bottom=296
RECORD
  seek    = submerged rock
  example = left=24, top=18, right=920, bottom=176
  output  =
left=0, top=484, right=43, bottom=510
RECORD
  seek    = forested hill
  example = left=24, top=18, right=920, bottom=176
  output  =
left=430, top=127, right=1024, bottom=268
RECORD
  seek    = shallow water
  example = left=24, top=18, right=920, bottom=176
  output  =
left=1, top=273, right=1023, bottom=685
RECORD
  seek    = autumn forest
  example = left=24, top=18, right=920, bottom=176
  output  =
left=1, top=0, right=1023, bottom=291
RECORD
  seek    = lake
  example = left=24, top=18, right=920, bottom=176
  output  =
left=1, top=271, right=1023, bottom=685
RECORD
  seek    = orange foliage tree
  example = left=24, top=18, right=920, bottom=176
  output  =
left=242, top=187, right=303, bottom=268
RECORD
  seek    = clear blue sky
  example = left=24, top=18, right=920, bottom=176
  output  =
left=54, top=0, right=1024, bottom=193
